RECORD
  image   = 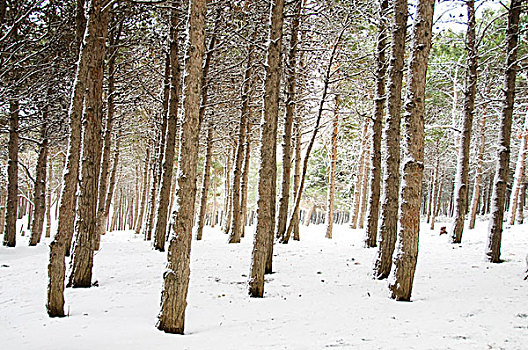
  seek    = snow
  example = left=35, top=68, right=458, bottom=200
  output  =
left=1, top=218, right=527, bottom=349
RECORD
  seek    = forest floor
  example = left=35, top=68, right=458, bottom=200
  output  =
left=1, top=218, right=527, bottom=349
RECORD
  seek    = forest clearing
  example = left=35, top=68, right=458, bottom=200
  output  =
left=1, top=0, right=528, bottom=348
left=2, top=220, right=527, bottom=349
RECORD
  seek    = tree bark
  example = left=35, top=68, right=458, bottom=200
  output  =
left=358, top=145, right=370, bottom=229
left=292, top=115, right=302, bottom=241
left=487, top=0, right=521, bottom=263
left=29, top=123, right=49, bottom=246
left=389, top=0, right=435, bottom=301
left=508, top=111, right=528, bottom=225
left=45, top=155, right=52, bottom=238
left=154, top=1, right=182, bottom=251
left=157, top=0, right=206, bottom=334
left=276, top=0, right=301, bottom=241
left=196, top=121, right=213, bottom=241
left=450, top=0, right=478, bottom=244
left=135, top=147, right=150, bottom=234
left=373, top=0, right=407, bottom=279
left=248, top=0, right=285, bottom=297
left=240, top=119, right=253, bottom=238
left=350, top=122, right=368, bottom=229
left=365, top=0, right=388, bottom=248
left=325, top=97, right=339, bottom=239
left=469, top=107, right=487, bottom=229
left=68, top=0, right=109, bottom=288
left=3, top=99, right=19, bottom=247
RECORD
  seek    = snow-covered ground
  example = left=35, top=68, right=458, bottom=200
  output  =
left=1, top=218, right=527, bottom=349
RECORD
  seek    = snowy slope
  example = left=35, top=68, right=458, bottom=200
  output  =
left=1, top=219, right=527, bottom=349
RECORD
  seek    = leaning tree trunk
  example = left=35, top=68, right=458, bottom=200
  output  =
left=153, top=2, right=181, bottom=251
left=508, top=111, right=528, bottom=225
left=156, top=0, right=206, bottom=334
left=373, top=0, right=407, bottom=280
left=3, top=99, right=19, bottom=247
left=29, top=124, right=49, bottom=246
left=291, top=115, right=302, bottom=241
left=68, top=0, right=110, bottom=288
left=325, top=97, right=339, bottom=239
left=365, top=0, right=388, bottom=248
left=47, top=0, right=100, bottom=316
left=196, top=121, right=213, bottom=241
left=248, top=0, right=285, bottom=297
left=450, top=0, right=478, bottom=244
left=469, top=107, right=487, bottom=229
left=487, top=0, right=521, bottom=263
left=276, top=0, right=301, bottom=241
left=389, top=0, right=435, bottom=301
left=228, top=38, right=254, bottom=244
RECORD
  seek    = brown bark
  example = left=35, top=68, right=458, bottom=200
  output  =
left=240, top=120, right=253, bottom=238
left=358, top=145, right=370, bottom=229
left=276, top=0, right=301, bottom=241
left=325, top=97, right=339, bottom=239
left=29, top=123, right=49, bottom=246
left=373, top=0, right=407, bottom=280
left=450, top=0, right=478, bottom=244
left=487, top=0, right=522, bottom=263
left=3, top=99, right=18, bottom=247
left=228, top=38, right=255, bottom=244
left=508, top=111, right=528, bottom=225
left=292, top=115, right=302, bottom=241
left=389, top=0, right=435, bottom=301
left=102, top=129, right=121, bottom=234
left=154, top=1, right=182, bottom=251
left=469, top=108, right=487, bottom=229
left=45, top=155, right=52, bottom=238
left=135, top=147, right=150, bottom=234
left=156, top=0, right=206, bottom=334
left=68, top=0, right=110, bottom=288
left=248, top=0, right=285, bottom=297
left=351, top=121, right=368, bottom=229
left=430, top=152, right=441, bottom=230
left=365, top=0, right=388, bottom=248
left=196, top=121, right=213, bottom=241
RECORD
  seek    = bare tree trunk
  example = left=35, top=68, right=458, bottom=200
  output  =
left=292, top=115, right=302, bottom=241
left=156, top=0, right=206, bottom=334
left=487, top=0, right=521, bottom=263
left=154, top=2, right=182, bottom=251
left=29, top=123, right=49, bottom=246
left=68, top=0, right=110, bottom=288
left=248, top=0, right=285, bottom=297
left=196, top=122, right=213, bottom=241
left=102, top=129, right=120, bottom=234
left=3, top=99, right=19, bottom=247
left=350, top=122, right=368, bottom=229
left=45, top=155, right=52, bottom=238
left=211, top=171, right=217, bottom=228
left=228, top=37, right=255, bottom=244
left=135, top=147, right=150, bottom=234
left=365, top=0, right=388, bottom=248
left=240, top=119, right=252, bottom=238
left=358, top=145, right=370, bottom=229
left=508, top=111, right=528, bottom=225
left=469, top=108, right=487, bottom=229
left=516, top=180, right=525, bottom=224
left=144, top=137, right=161, bottom=241
left=389, top=0, right=434, bottom=301
left=373, top=0, right=407, bottom=279
left=450, top=0, right=478, bottom=244
left=325, top=97, right=339, bottom=239
left=430, top=154, right=441, bottom=230
left=222, top=148, right=232, bottom=233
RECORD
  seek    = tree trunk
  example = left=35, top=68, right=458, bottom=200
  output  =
left=508, top=111, right=528, bottom=225
left=222, top=148, right=232, bottom=233
left=325, top=97, right=339, bottom=239
left=365, top=0, right=388, bottom=248
left=389, top=0, right=435, bottom=301
left=248, top=0, right=285, bottom=297
left=3, top=99, right=19, bottom=247
left=450, top=0, right=478, bottom=244
left=29, top=123, right=49, bottom=246
left=135, top=147, right=150, bottom=234
left=350, top=122, right=368, bottom=229
left=487, top=0, right=521, bottom=263
left=469, top=107, right=487, bottom=229
left=373, top=0, right=407, bottom=280
left=292, top=115, right=302, bottom=241
left=240, top=119, right=253, bottom=238
left=45, top=155, right=52, bottom=238
left=68, top=0, right=110, bottom=288
left=196, top=121, right=213, bottom=241
left=228, top=38, right=254, bottom=244
left=358, top=145, right=370, bottom=229
left=276, top=0, right=301, bottom=241
left=430, top=155, right=441, bottom=230
left=156, top=0, right=206, bottom=334
left=154, top=2, right=182, bottom=251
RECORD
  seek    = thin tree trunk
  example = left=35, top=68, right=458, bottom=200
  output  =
left=135, top=147, right=150, bottom=234
left=365, top=0, right=388, bottom=248
left=469, top=107, right=487, bottom=229
left=358, top=145, right=370, bottom=229
left=350, top=122, right=368, bottom=229
left=156, top=0, right=206, bottom=334
left=101, top=128, right=121, bottom=235
left=450, top=0, right=478, bottom=244
left=276, top=0, right=301, bottom=241
left=292, top=115, right=302, bottom=241
left=487, top=0, right=521, bottom=263
left=374, top=0, right=407, bottom=280
left=196, top=121, right=213, bottom=241
left=325, top=96, right=339, bottom=239
left=154, top=2, right=182, bottom=251
left=240, top=120, right=252, bottom=238
left=508, top=111, right=528, bottom=225
left=45, top=154, right=52, bottom=238
left=29, top=123, right=49, bottom=246
left=3, top=99, right=19, bottom=247
left=248, top=0, right=285, bottom=297
left=430, top=155, right=441, bottom=230
left=68, top=0, right=110, bottom=288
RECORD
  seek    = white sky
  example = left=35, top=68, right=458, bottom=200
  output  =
left=432, top=0, right=504, bottom=32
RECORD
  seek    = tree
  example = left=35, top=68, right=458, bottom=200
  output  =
left=157, top=0, right=206, bottom=334
left=388, top=0, right=435, bottom=301
left=486, top=0, right=522, bottom=263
